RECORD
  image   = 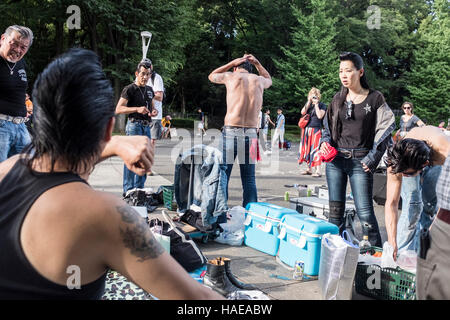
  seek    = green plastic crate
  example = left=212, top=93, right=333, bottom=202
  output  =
left=162, top=185, right=177, bottom=211
left=354, top=246, right=416, bottom=300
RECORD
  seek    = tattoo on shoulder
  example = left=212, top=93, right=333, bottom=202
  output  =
left=212, top=74, right=224, bottom=83
left=116, top=205, right=165, bottom=262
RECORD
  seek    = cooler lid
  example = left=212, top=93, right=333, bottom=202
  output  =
left=246, top=202, right=298, bottom=220
left=281, top=213, right=339, bottom=236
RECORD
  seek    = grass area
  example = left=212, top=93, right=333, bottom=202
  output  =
left=284, top=124, right=302, bottom=143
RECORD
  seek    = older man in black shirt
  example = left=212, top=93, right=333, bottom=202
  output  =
left=116, top=60, right=157, bottom=195
left=0, top=25, right=33, bottom=162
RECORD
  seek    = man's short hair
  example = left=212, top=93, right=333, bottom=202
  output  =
left=136, top=60, right=152, bottom=73
left=26, top=48, right=114, bottom=173
left=4, top=25, right=33, bottom=46
left=237, top=60, right=252, bottom=73
left=385, top=138, right=432, bottom=174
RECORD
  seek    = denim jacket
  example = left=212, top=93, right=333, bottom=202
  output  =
left=174, top=145, right=228, bottom=227
left=321, top=91, right=396, bottom=173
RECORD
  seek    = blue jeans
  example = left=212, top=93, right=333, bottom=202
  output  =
left=326, top=155, right=382, bottom=246
left=0, top=120, right=31, bottom=162
left=123, top=121, right=151, bottom=194
left=397, top=165, right=441, bottom=253
left=221, top=127, right=257, bottom=208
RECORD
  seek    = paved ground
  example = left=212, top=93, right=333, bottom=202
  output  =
left=89, top=131, right=389, bottom=300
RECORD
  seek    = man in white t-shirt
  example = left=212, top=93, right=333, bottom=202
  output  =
left=142, top=59, right=164, bottom=145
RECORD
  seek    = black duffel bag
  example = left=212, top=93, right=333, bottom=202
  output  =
left=149, top=212, right=206, bottom=272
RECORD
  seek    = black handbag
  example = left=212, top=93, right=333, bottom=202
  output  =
left=149, top=212, right=207, bottom=272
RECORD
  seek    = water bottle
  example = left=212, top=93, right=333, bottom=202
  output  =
left=284, top=191, right=290, bottom=201
left=359, top=235, right=371, bottom=251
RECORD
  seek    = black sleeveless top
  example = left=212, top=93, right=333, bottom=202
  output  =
left=0, top=159, right=106, bottom=299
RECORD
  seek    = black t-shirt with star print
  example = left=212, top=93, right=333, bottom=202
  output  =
left=336, top=89, right=386, bottom=150
left=0, top=58, right=27, bottom=117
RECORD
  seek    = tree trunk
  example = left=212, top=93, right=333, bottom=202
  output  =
left=55, top=20, right=64, bottom=55
left=181, top=87, right=186, bottom=117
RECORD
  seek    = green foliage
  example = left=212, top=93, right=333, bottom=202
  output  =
left=269, top=0, right=340, bottom=118
left=1, top=0, right=447, bottom=130
left=406, top=0, right=450, bottom=125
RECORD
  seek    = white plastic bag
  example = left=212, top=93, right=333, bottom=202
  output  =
left=318, top=232, right=360, bottom=300
left=214, top=206, right=246, bottom=246
left=381, top=241, right=398, bottom=269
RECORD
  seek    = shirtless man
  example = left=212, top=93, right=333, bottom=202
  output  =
left=208, top=54, right=272, bottom=208
left=0, top=48, right=223, bottom=300
left=384, top=126, right=450, bottom=260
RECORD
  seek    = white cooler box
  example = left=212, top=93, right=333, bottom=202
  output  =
left=289, top=197, right=356, bottom=221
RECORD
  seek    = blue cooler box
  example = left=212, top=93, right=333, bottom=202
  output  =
left=244, top=202, right=298, bottom=256
left=278, top=214, right=339, bottom=275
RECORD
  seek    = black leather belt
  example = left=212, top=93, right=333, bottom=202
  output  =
left=437, top=208, right=450, bottom=225
left=337, top=148, right=369, bottom=159
left=129, top=118, right=151, bottom=126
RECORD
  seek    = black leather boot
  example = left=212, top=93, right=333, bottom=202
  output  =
left=203, top=259, right=240, bottom=296
left=219, top=257, right=257, bottom=290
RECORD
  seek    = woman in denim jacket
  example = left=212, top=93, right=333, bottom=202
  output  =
left=320, top=52, right=396, bottom=246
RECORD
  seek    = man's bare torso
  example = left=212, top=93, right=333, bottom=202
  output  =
left=223, top=72, right=265, bottom=128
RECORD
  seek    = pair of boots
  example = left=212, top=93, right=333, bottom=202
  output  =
left=203, top=257, right=256, bottom=296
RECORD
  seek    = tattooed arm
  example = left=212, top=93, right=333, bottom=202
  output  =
left=99, top=197, right=224, bottom=300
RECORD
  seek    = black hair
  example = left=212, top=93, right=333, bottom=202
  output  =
left=26, top=48, right=115, bottom=174
left=327, top=52, right=372, bottom=143
left=384, top=138, right=432, bottom=174
left=237, top=60, right=252, bottom=73
left=136, top=61, right=151, bottom=73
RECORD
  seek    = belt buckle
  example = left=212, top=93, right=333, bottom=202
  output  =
left=12, top=117, right=22, bottom=124
left=341, top=150, right=352, bottom=159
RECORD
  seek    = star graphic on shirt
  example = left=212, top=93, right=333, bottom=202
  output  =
left=363, top=104, right=372, bottom=114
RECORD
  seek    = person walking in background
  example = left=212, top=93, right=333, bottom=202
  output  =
left=272, top=108, right=285, bottom=150
left=298, top=87, right=327, bottom=177
left=394, top=102, right=425, bottom=140
left=262, top=109, right=275, bottom=154
left=197, top=108, right=206, bottom=136
left=320, top=52, right=396, bottom=246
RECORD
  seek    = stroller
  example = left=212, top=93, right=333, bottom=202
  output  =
left=173, top=144, right=228, bottom=243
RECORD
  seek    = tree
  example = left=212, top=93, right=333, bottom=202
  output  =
left=269, top=0, right=340, bottom=121
left=406, top=0, right=450, bottom=125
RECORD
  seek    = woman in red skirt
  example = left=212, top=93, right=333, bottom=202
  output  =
left=298, top=87, right=327, bottom=177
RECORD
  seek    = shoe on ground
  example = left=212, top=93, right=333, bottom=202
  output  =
left=301, top=170, right=312, bottom=175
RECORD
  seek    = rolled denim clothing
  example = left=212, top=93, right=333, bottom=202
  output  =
left=174, top=145, right=228, bottom=227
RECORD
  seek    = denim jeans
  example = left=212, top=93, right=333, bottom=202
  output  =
left=397, top=165, right=442, bottom=253
left=123, top=121, right=151, bottom=194
left=221, top=127, right=257, bottom=208
left=0, top=120, right=31, bottom=162
left=326, top=155, right=382, bottom=247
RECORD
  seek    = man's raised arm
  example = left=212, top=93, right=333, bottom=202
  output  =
left=244, top=54, right=272, bottom=89
left=208, top=57, right=247, bottom=84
